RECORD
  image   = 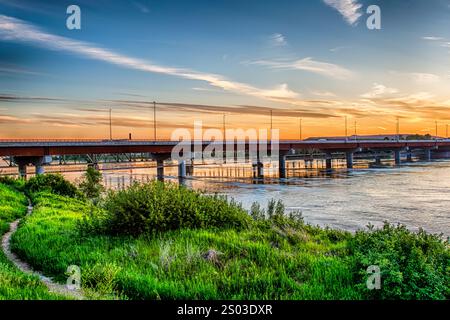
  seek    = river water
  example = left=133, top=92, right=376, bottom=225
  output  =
left=4, top=159, right=449, bottom=237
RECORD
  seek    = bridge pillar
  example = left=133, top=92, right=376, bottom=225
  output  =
left=346, top=152, right=354, bottom=169
left=406, top=151, right=413, bottom=162
left=186, top=159, right=194, bottom=176
left=18, top=162, right=27, bottom=179
left=252, top=160, right=264, bottom=179
left=257, top=161, right=264, bottom=178
left=425, top=149, right=432, bottom=161
left=152, top=153, right=170, bottom=181
left=34, top=156, right=46, bottom=175
left=35, top=163, right=45, bottom=175
left=279, top=153, right=287, bottom=178
left=394, top=150, right=401, bottom=165
left=13, top=156, right=51, bottom=179
left=178, top=160, right=186, bottom=179
left=325, top=154, right=332, bottom=170
left=156, top=159, right=164, bottom=181
left=375, top=156, right=382, bottom=165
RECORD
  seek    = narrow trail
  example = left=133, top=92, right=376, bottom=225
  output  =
left=1, top=202, right=85, bottom=300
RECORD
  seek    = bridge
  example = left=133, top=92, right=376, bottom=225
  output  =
left=1, top=139, right=449, bottom=179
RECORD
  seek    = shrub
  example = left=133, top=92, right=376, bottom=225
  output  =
left=24, top=174, right=78, bottom=198
left=78, top=166, right=105, bottom=199
left=80, top=181, right=252, bottom=236
left=0, top=176, right=25, bottom=191
left=350, top=223, right=449, bottom=300
left=251, top=199, right=304, bottom=229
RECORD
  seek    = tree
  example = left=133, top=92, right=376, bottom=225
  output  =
left=79, top=165, right=104, bottom=199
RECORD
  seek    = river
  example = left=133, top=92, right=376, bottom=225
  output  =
left=3, top=159, right=449, bottom=237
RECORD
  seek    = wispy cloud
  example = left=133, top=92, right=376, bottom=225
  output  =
left=105, top=100, right=338, bottom=119
left=389, top=70, right=441, bottom=84
left=311, top=90, right=337, bottom=97
left=0, top=94, right=67, bottom=103
left=268, top=33, right=287, bottom=47
left=0, top=15, right=301, bottom=102
left=132, top=1, right=150, bottom=14
left=329, top=46, right=350, bottom=53
left=408, top=72, right=440, bottom=84
left=421, top=36, right=444, bottom=41
left=361, top=83, right=398, bottom=98
left=323, top=0, right=363, bottom=26
left=249, top=57, right=354, bottom=80
left=0, top=64, right=45, bottom=76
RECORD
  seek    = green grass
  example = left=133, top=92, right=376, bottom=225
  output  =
left=4, top=176, right=449, bottom=300
left=11, top=192, right=364, bottom=300
left=0, top=184, right=63, bottom=300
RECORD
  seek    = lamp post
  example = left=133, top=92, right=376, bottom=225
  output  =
left=153, top=101, right=156, bottom=141
left=396, top=117, right=400, bottom=142
left=223, top=113, right=226, bottom=142
left=109, top=108, right=112, bottom=140
left=345, top=116, right=348, bottom=141
left=270, top=109, right=273, bottom=141
left=299, top=117, right=302, bottom=140
left=435, top=120, right=438, bottom=140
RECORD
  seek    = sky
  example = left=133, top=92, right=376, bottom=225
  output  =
left=1, top=0, right=450, bottom=139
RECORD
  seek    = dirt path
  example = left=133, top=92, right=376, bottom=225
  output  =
left=1, top=203, right=85, bottom=300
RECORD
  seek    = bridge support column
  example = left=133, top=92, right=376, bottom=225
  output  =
left=186, top=159, right=194, bottom=176
left=375, top=156, right=382, bottom=165
left=13, top=156, right=52, bottom=179
left=394, top=150, right=401, bottom=165
left=35, top=163, right=45, bottom=175
left=156, top=159, right=164, bottom=181
left=178, top=160, right=186, bottom=179
left=152, top=153, right=170, bottom=182
left=325, top=154, right=332, bottom=170
left=18, top=162, right=27, bottom=179
left=406, top=151, right=413, bottom=162
left=279, top=153, right=287, bottom=178
left=346, top=152, right=354, bottom=169
left=257, top=161, right=264, bottom=178
left=34, top=156, right=45, bottom=175
left=425, top=149, right=432, bottom=161
left=252, top=160, right=264, bottom=179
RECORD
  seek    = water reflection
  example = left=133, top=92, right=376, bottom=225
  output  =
left=1, top=159, right=448, bottom=236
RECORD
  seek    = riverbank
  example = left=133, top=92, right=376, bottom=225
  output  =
left=0, top=174, right=448, bottom=300
left=0, top=183, right=63, bottom=299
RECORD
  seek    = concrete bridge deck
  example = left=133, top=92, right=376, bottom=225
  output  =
left=1, top=139, right=449, bottom=156
left=1, top=139, right=449, bottom=178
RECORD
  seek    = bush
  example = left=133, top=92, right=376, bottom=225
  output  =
left=250, top=199, right=304, bottom=229
left=78, top=166, right=105, bottom=199
left=350, top=223, right=449, bottom=300
left=80, top=181, right=252, bottom=236
left=25, top=174, right=79, bottom=198
left=0, top=176, right=25, bottom=191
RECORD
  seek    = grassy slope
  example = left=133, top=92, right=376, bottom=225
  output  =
left=12, top=192, right=363, bottom=300
left=0, top=184, right=62, bottom=300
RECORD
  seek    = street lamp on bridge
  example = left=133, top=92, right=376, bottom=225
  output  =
left=153, top=101, right=157, bottom=141
left=345, top=116, right=348, bottom=141
left=299, top=117, right=302, bottom=140
left=396, top=117, right=400, bottom=142
left=109, top=108, right=112, bottom=140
